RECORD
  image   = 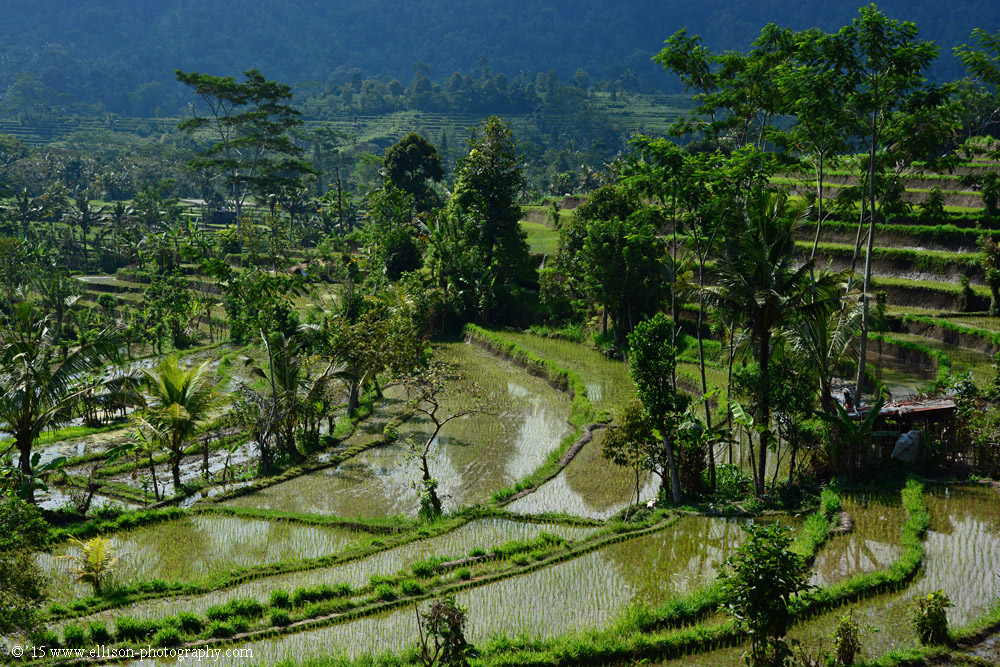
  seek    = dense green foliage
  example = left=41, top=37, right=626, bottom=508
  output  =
left=0, top=494, right=51, bottom=636
left=0, top=1, right=987, bottom=119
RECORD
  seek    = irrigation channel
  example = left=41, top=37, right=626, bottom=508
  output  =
left=25, top=332, right=1000, bottom=667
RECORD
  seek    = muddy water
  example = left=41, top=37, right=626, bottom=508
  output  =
left=784, top=485, right=1000, bottom=660
left=809, top=493, right=905, bottom=588
left=34, top=489, right=139, bottom=513
left=869, top=350, right=938, bottom=399
left=70, top=519, right=594, bottom=625
left=498, top=331, right=635, bottom=416
left=508, top=427, right=660, bottom=519
left=115, top=516, right=749, bottom=665
left=222, top=343, right=572, bottom=517
left=649, top=486, right=1000, bottom=667
left=40, top=515, right=372, bottom=602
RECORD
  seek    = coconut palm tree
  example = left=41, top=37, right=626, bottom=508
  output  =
left=58, top=536, right=120, bottom=595
left=64, top=193, right=105, bottom=271
left=0, top=303, right=121, bottom=503
left=705, top=191, right=844, bottom=496
left=141, top=357, right=218, bottom=492
left=787, top=290, right=862, bottom=416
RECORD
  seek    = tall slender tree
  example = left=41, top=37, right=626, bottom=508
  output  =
left=176, top=69, right=315, bottom=236
left=705, top=191, right=843, bottom=496
left=817, top=6, right=948, bottom=405
left=0, top=303, right=120, bottom=503
left=140, top=357, right=218, bottom=491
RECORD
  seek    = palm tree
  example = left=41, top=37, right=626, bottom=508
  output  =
left=141, top=357, right=218, bottom=492
left=58, top=536, right=120, bottom=595
left=64, top=194, right=105, bottom=270
left=705, top=191, right=844, bottom=496
left=787, top=291, right=862, bottom=416
left=0, top=303, right=121, bottom=503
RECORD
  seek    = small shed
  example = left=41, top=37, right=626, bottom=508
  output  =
left=854, top=398, right=957, bottom=467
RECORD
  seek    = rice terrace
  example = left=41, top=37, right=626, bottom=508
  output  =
left=2, top=2, right=1000, bottom=667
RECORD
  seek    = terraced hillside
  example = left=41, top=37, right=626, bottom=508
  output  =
left=20, top=323, right=1000, bottom=666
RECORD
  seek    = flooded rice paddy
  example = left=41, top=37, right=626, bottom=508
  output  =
left=507, top=427, right=660, bottom=519
left=869, top=350, right=938, bottom=399
left=808, top=492, right=905, bottom=588
left=222, top=343, right=573, bottom=517
left=41, top=515, right=372, bottom=602
left=497, top=331, right=636, bottom=416
left=119, top=516, right=747, bottom=665
left=650, top=485, right=1000, bottom=667
left=781, top=484, right=1000, bottom=660
left=30, top=328, right=1000, bottom=667
left=72, top=518, right=595, bottom=624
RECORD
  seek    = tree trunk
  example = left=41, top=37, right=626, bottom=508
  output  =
left=756, top=330, right=771, bottom=497
left=202, top=437, right=210, bottom=481
left=697, top=269, right=715, bottom=490
left=149, top=450, right=160, bottom=502
left=727, top=328, right=736, bottom=466
left=810, top=153, right=825, bottom=259
left=789, top=439, right=798, bottom=486
left=662, top=434, right=682, bottom=504
left=18, top=442, right=34, bottom=504
left=171, top=449, right=182, bottom=493
left=82, top=227, right=89, bottom=270
left=854, top=101, right=880, bottom=407
left=348, top=381, right=359, bottom=414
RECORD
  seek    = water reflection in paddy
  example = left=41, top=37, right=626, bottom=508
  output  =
left=222, top=343, right=572, bottom=517
left=73, top=519, right=594, bottom=624
left=40, top=514, right=371, bottom=602
left=787, top=485, right=1000, bottom=660
left=118, top=516, right=749, bottom=665
left=809, top=492, right=904, bottom=588
left=507, top=428, right=660, bottom=519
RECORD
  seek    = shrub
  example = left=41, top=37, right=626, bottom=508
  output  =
left=416, top=596, right=470, bottom=667
left=152, top=626, right=182, bottom=647
left=290, top=587, right=311, bottom=607
left=31, top=629, right=60, bottom=649
left=290, top=583, right=348, bottom=606
left=400, top=579, right=425, bottom=596
left=270, top=609, right=291, bottom=627
left=206, top=597, right=263, bottom=621
left=230, top=616, right=250, bottom=633
left=454, top=567, right=472, bottom=581
left=146, top=578, right=169, bottom=593
left=714, top=463, right=753, bottom=501
left=411, top=559, right=438, bottom=579
left=468, top=548, right=486, bottom=558
left=719, top=523, right=811, bottom=667
left=88, top=621, right=112, bottom=644
left=375, top=584, right=397, bottom=602
left=912, top=590, right=952, bottom=645
left=228, top=597, right=263, bottom=619
left=62, top=624, right=86, bottom=649
left=176, top=612, right=203, bottom=634
left=205, top=604, right=228, bottom=621
left=269, top=589, right=291, bottom=609
left=115, top=617, right=158, bottom=641
left=833, top=611, right=861, bottom=666
left=208, top=620, right=235, bottom=639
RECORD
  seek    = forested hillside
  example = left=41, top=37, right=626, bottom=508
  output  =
left=0, top=0, right=989, bottom=117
